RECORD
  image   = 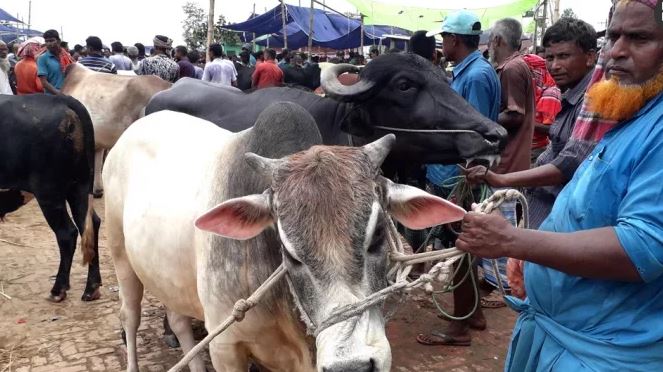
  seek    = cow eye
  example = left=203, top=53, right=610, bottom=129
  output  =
left=398, top=81, right=411, bottom=91
left=367, top=223, right=386, bottom=254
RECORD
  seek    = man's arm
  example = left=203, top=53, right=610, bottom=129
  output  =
left=456, top=214, right=641, bottom=282
left=39, top=76, right=60, bottom=95
left=534, top=123, right=550, bottom=135
left=251, top=65, right=260, bottom=87
left=464, top=163, right=564, bottom=188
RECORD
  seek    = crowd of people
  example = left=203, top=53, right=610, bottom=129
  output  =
left=0, top=30, right=377, bottom=97
left=1, top=0, right=662, bottom=369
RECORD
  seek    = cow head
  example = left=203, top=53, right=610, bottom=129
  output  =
left=321, top=53, right=507, bottom=165
left=195, top=135, right=466, bottom=371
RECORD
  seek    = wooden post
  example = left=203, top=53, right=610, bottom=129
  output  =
left=553, top=0, right=561, bottom=22
left=207, top=0, right=215, bottom=62
left=360, top=14, right=365, bottom=55
left=281, top=0, right=288, bottom=49
left=308, top=0, right=314, bottom=60
left=541, top=0, right=548, bottom=45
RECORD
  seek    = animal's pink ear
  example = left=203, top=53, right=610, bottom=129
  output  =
left=194, top=194, right=272, bottom=240
left=386, top=181, right=466, bottom=230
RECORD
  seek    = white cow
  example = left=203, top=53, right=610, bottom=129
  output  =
left=103, top=103, right=465, bottom=371
left=62, top=63, right=171, bottom=197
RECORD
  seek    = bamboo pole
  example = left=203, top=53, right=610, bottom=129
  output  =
left=308, top=0, right=314, bottom=60
left=206, top=0, right=215, bottom=62
left=281, top=0, right=288, bottom=49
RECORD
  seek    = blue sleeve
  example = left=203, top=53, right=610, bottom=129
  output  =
left=463, top=72, right=498, bottom=119
left=37, top=55, right=48, bottom=77
left=614, top=139, right=663, bottom=282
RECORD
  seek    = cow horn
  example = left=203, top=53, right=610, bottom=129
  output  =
left=245, top=153, right=283, bottom=179
left=321, top=63, right=375, bottom=100
left=362, top=134, right=396, bottom=170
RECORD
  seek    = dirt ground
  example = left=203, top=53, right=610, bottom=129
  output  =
left=0, top=198, right=516, bottom=372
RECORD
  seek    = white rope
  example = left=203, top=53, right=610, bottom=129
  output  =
left=168, top=189, right=527, bottom=371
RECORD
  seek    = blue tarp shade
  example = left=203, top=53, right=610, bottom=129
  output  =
left=228, top=4, right=410, bottom=50
left=0, top=24, right=43, bottom=44
left=0, top=8, right=22, bottom=23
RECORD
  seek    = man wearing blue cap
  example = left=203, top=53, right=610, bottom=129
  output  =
left=417, top=9, right=501, bottom=347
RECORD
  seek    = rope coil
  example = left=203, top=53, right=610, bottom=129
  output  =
left=167, top=189, right=527, bottom=372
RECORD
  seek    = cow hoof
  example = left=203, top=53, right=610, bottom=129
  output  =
left=81, top=287, right=101, bottom=301
left=164, top=334, right=180, bottom=348
left=121, top=329, right=127, bottom=345
left=93, top=190, right=104, bottom=199
left=47, top=291, right=67, bottom=303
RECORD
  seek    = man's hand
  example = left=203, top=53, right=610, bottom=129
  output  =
left=456, top=212, right=516, bottom=258
left=462, top=165, right=503, bottom=187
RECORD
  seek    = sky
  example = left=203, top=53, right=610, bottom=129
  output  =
left=1, top=0, right=612, bottom=47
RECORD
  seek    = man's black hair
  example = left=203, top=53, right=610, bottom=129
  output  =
left=369, top=47, right=380, bottom=55
left=455, top=34, right=480, bottom=50
left=134, top=43, right=146, bottom=57
left=281, top=48, right=290, bottom=57
left=43, top=29, right=60, bottom=41
left=188, top=49, right=200, bottom=64
left=264, top=48, right=276, bottom=60
left=60, top=41, right=68, bottom=49
left=85, top=36, right=103, bottom=52
left=410, top=30, right=435, bottom=61
left=209, top=43, right=223, bottom=58
left=239, top=50, right=250, bottom=60
left=543, top=17, right=597, bottom=53
left=74, top=44, right=84, bottom=52
left=111, top=41, right=123, bottom=53
left=175, top=45, right=188, bottom=56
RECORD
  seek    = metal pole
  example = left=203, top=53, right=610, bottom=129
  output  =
left=206, top=0, right=215, bottom=62
left=541, top=0, right=548, bottom=45
left=252, top=3, right=256, bottom=52
left=281, top=0, right=288, bottom=49
left=553, top=0, right=561, bottom=22
left=28, top=0, right=32, bottom=30
left=360, top=14, right=364, bottom=55
left=308, top=0, right=314, bottom=60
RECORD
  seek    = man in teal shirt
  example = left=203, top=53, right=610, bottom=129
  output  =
left=37, top=29, right=68, bottom=95
left=417, top=9, right=501, bottom=347
left=457, top=1, right=663, bottom=369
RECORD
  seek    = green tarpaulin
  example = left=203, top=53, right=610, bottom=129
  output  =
left=345, top=0, right=538, bottom=32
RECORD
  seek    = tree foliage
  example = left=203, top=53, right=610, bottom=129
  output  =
left=181, top=2, right=241, bottom=51
left=561, top=8, right=578, bottom=19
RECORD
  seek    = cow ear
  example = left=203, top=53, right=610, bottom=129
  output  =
left=194, top=194, right=272, bottom=240
left=385, top=180, right=466, bottom=230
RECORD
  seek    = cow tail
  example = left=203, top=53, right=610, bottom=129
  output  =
left=64, top=96, right=97, bottom=264
left=81, top=194, right=95, bottom=264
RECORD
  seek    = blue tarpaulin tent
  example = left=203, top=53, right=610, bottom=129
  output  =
left=226, top=4, right=410, bottom=50
left=0, top=8, right=22, bottom=23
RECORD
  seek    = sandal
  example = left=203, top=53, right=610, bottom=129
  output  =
left=416, top=331, right=471, bottom=346
left=436, top=314, right=487, bottom=330
left=480, top=290, right=506, bottom=308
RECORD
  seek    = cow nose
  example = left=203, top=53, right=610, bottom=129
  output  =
left=322, top=358, right=376, bottom=372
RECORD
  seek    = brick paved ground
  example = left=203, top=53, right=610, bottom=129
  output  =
left=0, top=199, right=516, bottom=371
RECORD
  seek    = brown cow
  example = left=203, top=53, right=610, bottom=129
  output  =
left=62, top=64, right=171, bottom=197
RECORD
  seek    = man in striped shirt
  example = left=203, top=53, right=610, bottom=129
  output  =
left=78, top=36, right=117, bottom=74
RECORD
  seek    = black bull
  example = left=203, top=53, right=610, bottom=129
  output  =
left=0, top=95, right=101, bottom=302
left=146, top=53, right=507, bottom=173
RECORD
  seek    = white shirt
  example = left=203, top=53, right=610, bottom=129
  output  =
left=202, top=58, right=237, bottom=86
left=0, top=68, right=13, bottom=95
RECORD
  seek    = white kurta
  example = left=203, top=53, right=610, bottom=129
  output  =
left=0, top=68, right=13, bottom=95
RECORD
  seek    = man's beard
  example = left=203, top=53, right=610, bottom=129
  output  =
left=587, top=70, right=663, bottom=122
left=488, top=47, right=498, bottom=68
left=0, top=57, right=9, bottom=74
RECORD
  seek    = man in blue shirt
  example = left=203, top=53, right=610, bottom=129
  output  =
left=37, top=29, right=69, bottom=95
left=417, top=9, right=501, bottom=347
left=457, top=1, right=663, bottom=370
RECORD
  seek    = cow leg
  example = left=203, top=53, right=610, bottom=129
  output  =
left=107, top=216, right=144, bottom=372
left=209, top=339, right=249, bottom=372
left=37, top=197, right=77, bottom=302
left=67, top=187, right=102, bottom=301
left=163, top=314, right=181, bottom=348
left=93, top=149, right=104, bottom=198
left=165, top=310, right=206, bottom=372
